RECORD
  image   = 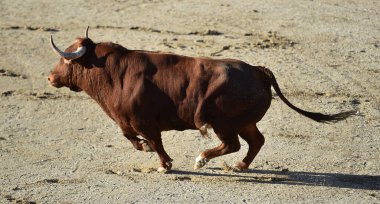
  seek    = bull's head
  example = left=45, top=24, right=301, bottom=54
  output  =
left=48, top=27, right=92, bottom=92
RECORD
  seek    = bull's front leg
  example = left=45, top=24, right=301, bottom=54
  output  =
left=146, top=137, right=173, bottom=173
left=130, top=123, right=173, bottom=173
left=122, top=129, right=154, bottom=152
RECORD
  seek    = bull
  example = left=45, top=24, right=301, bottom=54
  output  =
left=48, top=27, right=356, bottom=172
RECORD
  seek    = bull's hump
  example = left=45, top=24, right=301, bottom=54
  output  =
left=149, top=52, right=192, bottom=67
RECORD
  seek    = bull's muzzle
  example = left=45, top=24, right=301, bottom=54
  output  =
left=47, top=74, right=62, bottom=88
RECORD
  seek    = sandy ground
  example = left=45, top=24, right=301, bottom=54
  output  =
left=1, top=0, right=379, bottom=203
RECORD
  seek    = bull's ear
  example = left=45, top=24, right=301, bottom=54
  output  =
left=73, top=39, right=97, bottom=68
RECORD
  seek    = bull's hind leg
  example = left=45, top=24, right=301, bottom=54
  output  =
left=194, top=72, right=227, bottom=137
left=234, top=124, right=265, bottom=171
left=194, top=132, right=240, bottom=169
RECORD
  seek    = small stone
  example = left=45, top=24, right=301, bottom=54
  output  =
left=105, top=169, right=118, bottom=175
left=173, top=176, right=191, bottom=181
left=5, top=195, right=15, bottom=201
left=12, top=186, right=22, bottom=191
left=369, top=193, right=376, bottom=197
left=141, top=167, right=156, bottom=173
left=205, top=30, right=223, bottom=36
left=222, top=45, right=230, bottom=50
left=35, top=92, right=53, bottom=99
left=131, top=168, right=141, bottom=173
left=36, top=92, right=47, bottom=99
left=325, top=92, right=334, bottom=97
left=2, top=90, right=14, bottom=97
left=45, top=178, right=59, bottom=183
left=315, top=92, right=325, bottom=96
left=221, top=161, right=233, bottom=172
left=130, top=26, right=140, bottom=30
left=281, top=168, right=289, bottom=173
left=351, top=99, right=361, bottom=105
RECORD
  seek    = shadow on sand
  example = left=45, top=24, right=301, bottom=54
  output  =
left=170, top=169, right=379, bottom=190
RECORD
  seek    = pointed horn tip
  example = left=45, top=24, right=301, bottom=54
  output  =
left=50, top=35, right=56, bottom=48
left=85, top=26, right=89, bottom=38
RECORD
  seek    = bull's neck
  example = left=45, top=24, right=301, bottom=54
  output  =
left=79, top=68, right=114, bottom=104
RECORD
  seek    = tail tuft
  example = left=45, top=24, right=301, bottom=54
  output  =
left=299, top=110, right=359, bottom=123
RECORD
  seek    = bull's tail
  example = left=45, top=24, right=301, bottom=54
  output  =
left=261, top=67, right=357, bottom=123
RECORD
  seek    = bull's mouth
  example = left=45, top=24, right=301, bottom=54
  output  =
left=49, top=81, right=63, bottom=88
left=48, top=78, right=81, bottom=92
left=49, top=81, right=81, bottom=92
left=69, top=86, right=82, bottom=92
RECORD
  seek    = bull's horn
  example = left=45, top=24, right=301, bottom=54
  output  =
left=50, top=35, right=86, bottom=60
left=85, top=26, right=89, bottom=38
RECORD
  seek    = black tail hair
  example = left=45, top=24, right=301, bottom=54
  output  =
left=261, top=67, right=357, bottom=123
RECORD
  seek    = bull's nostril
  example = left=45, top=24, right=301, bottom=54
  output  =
left=48, top=77, right=51, bottom=81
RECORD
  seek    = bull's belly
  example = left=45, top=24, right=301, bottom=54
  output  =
left=157, top=104, right=198, bottom=131
left=159, top=114, right=197, bottom=131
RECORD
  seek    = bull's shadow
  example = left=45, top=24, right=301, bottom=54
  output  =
left=170, top=168, right=380, bottom=190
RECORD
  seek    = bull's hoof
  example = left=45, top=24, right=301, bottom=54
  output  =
left=233, top=161, right=249, bottom=172
left=157, top=167, right=169, bottom=173
left=140, top=140, right=153, bottom=152
left=193, top=155, right=209, bottom=170
left=157, top=161, right=172, bottom=173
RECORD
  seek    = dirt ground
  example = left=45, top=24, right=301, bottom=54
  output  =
left=0, top=0, right=379, bottom=203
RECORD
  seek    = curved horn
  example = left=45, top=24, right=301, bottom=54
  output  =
left=85, top=26, right=89, bottom=38
left=50, top=35, right=87, bottom=60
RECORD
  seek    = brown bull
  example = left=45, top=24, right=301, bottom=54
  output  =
left=48, top=28, right=356, bottom=172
